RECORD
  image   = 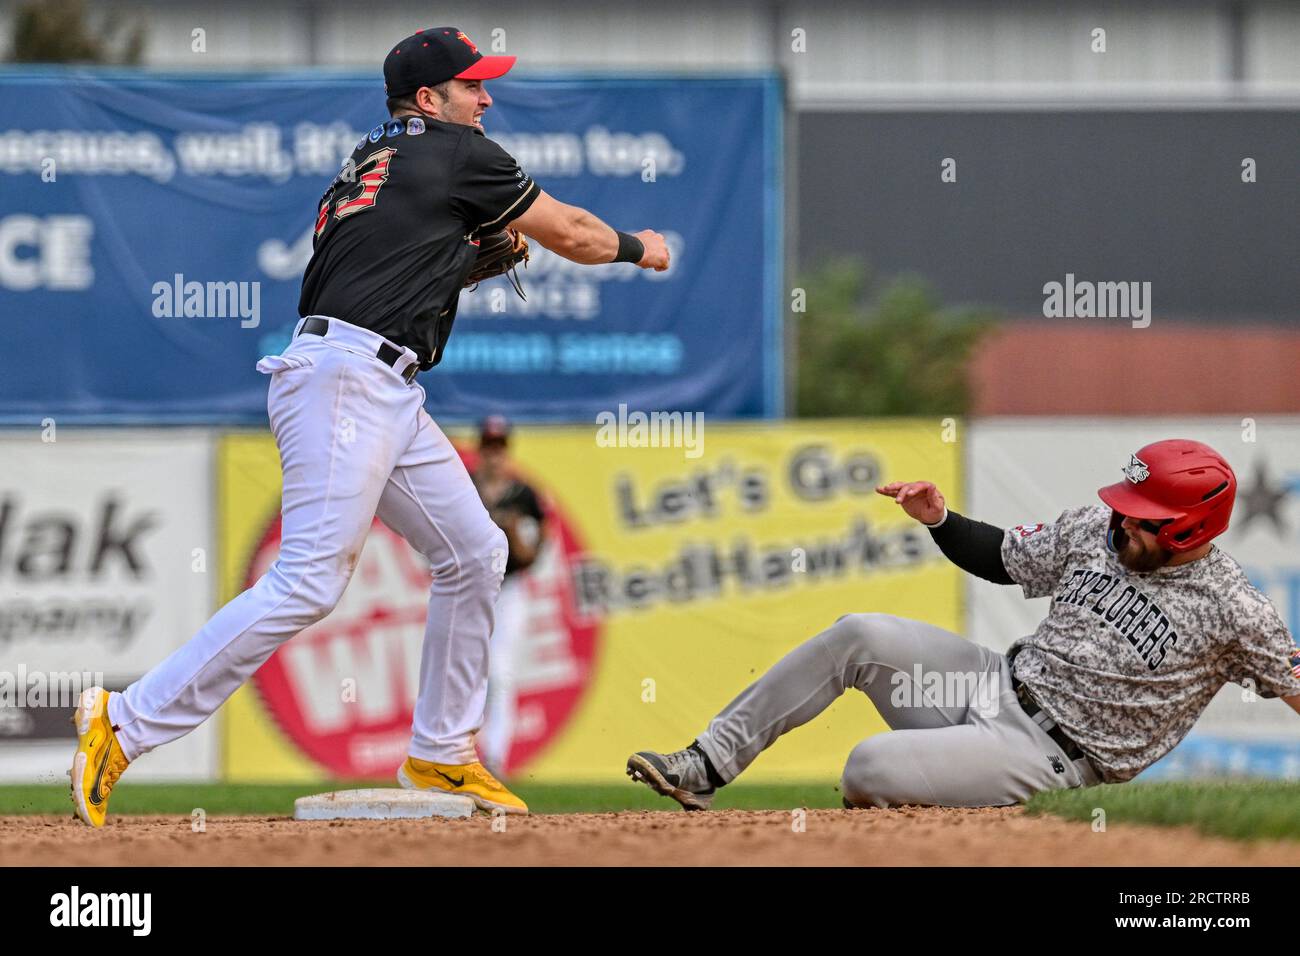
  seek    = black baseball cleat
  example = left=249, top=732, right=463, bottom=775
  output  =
left=626, top=746, right=716, bottom=811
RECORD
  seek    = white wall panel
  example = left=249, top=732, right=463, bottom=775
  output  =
left=1245, top=0, right=1300, bottom=88
left=0, top=429, right=219, bottom=782
left=9, top=0, right=1293, bottom=103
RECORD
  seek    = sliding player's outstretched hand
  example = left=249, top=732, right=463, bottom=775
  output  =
left=875, top=480, right=946, bottom=525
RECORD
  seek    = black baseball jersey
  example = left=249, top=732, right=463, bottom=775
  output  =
left=475, top=475, right=544, bottom=576
left=299, top=115, right=540, bottom=368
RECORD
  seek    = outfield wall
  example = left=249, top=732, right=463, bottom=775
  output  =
left=0, top=71, right=783, bottom=424
left=2, top=417, right=1295, bottom=783
left=0, top=430, right=220, bottom=783
left=217, top=421, right=961, bottom=784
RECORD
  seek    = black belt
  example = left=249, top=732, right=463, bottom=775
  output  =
left=1008, top=655, right=1093, bottom=770
left=298, top=316, right=418, bottom=384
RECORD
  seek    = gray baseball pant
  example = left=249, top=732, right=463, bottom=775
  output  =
left=694, top=613, right=1101, bottom=808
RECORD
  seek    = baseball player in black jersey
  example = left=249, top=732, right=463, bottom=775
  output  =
left=70, top=27, right=670, bottom=827
left=471, top=415, right=548, bottom=771
left=471, top=415, right=545, bottom=577
left=629, top=439, right=1300, bottom=810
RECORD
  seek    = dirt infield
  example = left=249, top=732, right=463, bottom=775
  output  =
left=5, top=807, right=1300, bottom=866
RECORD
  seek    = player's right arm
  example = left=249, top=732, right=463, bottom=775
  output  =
left=876, top=481, right=1016, bottom=586
left=509, top=190, right=670, bottom=271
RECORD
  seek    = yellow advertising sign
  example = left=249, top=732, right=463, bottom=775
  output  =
left=218, top=421, right=961, bottom=783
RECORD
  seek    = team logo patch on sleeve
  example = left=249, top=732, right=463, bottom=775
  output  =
left=1013, top=523, right=1045, bottom=538
left=1123, top=454, right=1150, bottom=484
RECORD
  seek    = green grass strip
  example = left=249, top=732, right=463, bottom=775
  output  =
left=1026, top=780, right=1300, bottom=842
left=0, top=781, right=847, bottom=817
left=27, top=777, right=1296, bottom=840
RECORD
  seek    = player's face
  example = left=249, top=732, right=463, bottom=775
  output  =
left=478, top=439, right=508, bottom=475
left=441, top=79, right=493, bottom=130
left=1115, top=515, right=1173, bottom=572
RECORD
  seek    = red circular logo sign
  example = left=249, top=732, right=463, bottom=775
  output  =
left=246, top=448, right=600, bottom=778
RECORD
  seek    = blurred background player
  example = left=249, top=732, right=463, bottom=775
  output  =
left=471, top=415, right=546, bottom=773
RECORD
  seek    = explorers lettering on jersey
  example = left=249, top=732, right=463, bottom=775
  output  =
left=1054, top=568, right=1177, bottom=670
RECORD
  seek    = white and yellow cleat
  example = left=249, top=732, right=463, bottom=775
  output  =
left=396, top=757, right=528, bottom=815
left=69, top=687, right=130, bottom=828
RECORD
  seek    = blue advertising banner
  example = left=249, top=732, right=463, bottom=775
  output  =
left=0, top=70, right=782, bottom=423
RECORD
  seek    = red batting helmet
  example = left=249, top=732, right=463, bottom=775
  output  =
left=1097, top=439, right=1236, bottom=553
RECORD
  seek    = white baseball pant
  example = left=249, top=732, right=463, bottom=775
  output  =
left=108, top=316, right=506, bottom=765
left=478, top=573, right=529, bottom=773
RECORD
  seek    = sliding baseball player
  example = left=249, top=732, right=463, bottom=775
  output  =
left=629, top=439, right=1300, bottom=809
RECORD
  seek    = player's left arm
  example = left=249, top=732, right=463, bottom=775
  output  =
left=1285, top=694, right=1300, bottom=716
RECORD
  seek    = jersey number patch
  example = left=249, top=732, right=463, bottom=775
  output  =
left=316, top=147, right=396, bottom=237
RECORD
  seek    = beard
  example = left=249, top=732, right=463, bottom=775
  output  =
left=1114, top=530, right=1174, bottom=573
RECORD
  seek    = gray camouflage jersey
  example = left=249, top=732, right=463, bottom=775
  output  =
left=1004, top=504, right=1300, bottom=783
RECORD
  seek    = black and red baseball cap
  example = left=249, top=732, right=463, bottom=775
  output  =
left=479, top=414, right=512, bottom=446
left=384, top=28, right=516, bottom=97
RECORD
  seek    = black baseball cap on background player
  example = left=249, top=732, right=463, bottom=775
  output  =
left=479, top=415, right=512, bottom=447
left=384, top=28, right=516, bottom=97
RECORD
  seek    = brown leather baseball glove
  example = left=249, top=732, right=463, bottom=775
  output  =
left=464, top=227, right=529, bottom=299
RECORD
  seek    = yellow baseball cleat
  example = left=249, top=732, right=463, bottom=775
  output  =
left=396, top=757, right=528, bottom=815
left=69, top=687, right=129, bottom=828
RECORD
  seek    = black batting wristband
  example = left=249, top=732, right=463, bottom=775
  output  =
left=613, top=231, right=644, bottom=264
left=928, top=510, right=1016, bottom=585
